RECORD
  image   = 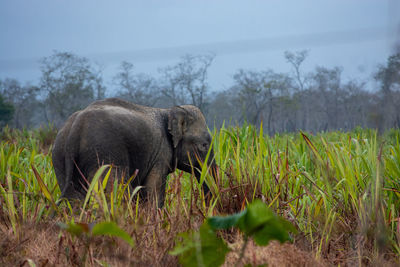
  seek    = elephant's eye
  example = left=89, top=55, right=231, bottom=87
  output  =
left=199, top=143, right=208, bottom=151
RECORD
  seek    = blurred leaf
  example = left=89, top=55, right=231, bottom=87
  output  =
left=208, top=210, right=246, bottom=230
left=91, top=221, right=134, bottom=247
left=58, top=221, right=134, bottom=247
left=24, top=259, right=37, bottom=267
left=170, top=222, right=230, bottom=267
left=236, top=199, right=295, bottom=246
left=58, top=222, right=88, bottom=237
left=169, top=230, right=195, bottom=256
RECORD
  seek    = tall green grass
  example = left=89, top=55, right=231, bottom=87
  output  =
left=206, top=124, right=399, bottom=259
left=0, top=126, right=58, bottom=236
left=0, top=124, right=399, bottom=263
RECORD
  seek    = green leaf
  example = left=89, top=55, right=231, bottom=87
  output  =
left=237, top=199, right=296, bottom=246
left=25, top=259, right=37, bottom=267
left=79, top=164, right=111, bottom=221
left=58, top=222, right=89, bottom=237
left=31, top=164, right=58, bottom=212
left=169, top=231, right=195, bottom=257
left=170, top=222, right=230, bottom=267
left=91, top=221, right=134, bottom=247
left=237, top=200, right=274, bottom=236
left=251, top=217, right=289, bottom=245
left=58, top=221, right=134, bottom=247
left=208, top=199, right=296, bottom=247
left=208, top=210, right=246, bottom=230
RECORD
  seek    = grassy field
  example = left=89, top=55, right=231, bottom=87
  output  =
left=0, top=124, right=399, bottom=266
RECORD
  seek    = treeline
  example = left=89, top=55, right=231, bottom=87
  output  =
left=1, top=50, right=399, bottom=133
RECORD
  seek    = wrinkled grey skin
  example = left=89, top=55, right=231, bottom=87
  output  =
left=52, top=98, right=216, bottom=207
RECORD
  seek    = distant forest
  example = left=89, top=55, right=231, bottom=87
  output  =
left=1, top=50, right=400, bottom=134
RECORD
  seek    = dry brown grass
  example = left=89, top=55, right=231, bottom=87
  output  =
left=0, top=222, right=329, bottom=267
left=223, top=239, right=326, bottom=267
left=1, top=171, right=398, bottom=267
left=1, top=205, right=399, bottom=266
left=1, top=220, right=324, bottom=267
left=0, top=193, right=203, bottom=267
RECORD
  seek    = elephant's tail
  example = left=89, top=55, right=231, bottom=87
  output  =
left=60, top=151, right=75, bottom=198
left=61, top=114, right=83, bottom=199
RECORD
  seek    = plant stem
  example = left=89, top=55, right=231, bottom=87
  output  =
left=235, top=235, right=249, bottom=267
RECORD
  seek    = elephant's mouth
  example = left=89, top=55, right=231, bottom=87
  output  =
left=193, top=157, right=218, bottom=200
left=177, top=145, right=217, bottom=200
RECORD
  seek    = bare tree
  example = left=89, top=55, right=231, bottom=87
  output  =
left=206, top=89, right=241, bottom=128
left=0, top=78, right=39, bottom=128
left=113, top=61, right=159, bottom=106
left=284, top=50, right=310, bottom=130
left=310, top=66, right=343, bottom=131
left=0, top=92, right=14, bottom=128
left=374, top=53, right=400, bottom=129
left=232, top=69, right=291, bottom=133
left=234, top=70, right=269, bottom=125
left=39, top=51, right=105, bottom=126
left=341, top=80, right=372, bottom=130
left=284, top=50, right=309, bottom=91
left=159, top=54, right=214, bottom=111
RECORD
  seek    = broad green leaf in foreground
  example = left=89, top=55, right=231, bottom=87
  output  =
left=237, top=199, right=296, bottom=245
left=207, top=210, right=246, bottom=230
left=91, top=221, right=134, bottom=247
left=58, top=222, right=90, bottom=237
left=172, top=200, right=296, bottom=267
left=58, top=221, right=134, bottom=247
left=170, top=221, right=230, bottom=267
left=209, top=199, right=296, bottom=246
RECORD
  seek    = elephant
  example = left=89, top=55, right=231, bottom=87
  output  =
left=52, top=98, right=216, bottom=207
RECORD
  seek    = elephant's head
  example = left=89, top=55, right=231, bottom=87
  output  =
left=168, top=105, right=217, bottom=197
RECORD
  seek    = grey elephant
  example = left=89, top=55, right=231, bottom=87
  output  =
left=52, top=98, right=216, bottom=207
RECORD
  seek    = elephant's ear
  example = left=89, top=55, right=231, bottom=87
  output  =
left=168, top=106, right=187, bottom=148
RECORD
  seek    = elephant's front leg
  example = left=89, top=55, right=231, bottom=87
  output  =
left=144, top=168, right=168, bottom=208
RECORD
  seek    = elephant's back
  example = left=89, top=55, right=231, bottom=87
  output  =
left=88, top=98, right=155, bottom=114
left=74, top=101, right=163, bottom=160
left=79, top=102, right=157, bottom=135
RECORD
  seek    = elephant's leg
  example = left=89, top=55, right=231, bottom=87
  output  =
left=85, top=164, right=129, bottom=195
left=144, top=168, right=168, bottom=208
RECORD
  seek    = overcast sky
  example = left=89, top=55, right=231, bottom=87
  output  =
left=0, top=0, right=399, bottom=92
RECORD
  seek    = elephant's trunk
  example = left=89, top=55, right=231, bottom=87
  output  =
left=208, top=161, right=218, bottom=196
left=194, top=167, right=209, bottom=196
left=195, top=155, right=217, bottom=202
